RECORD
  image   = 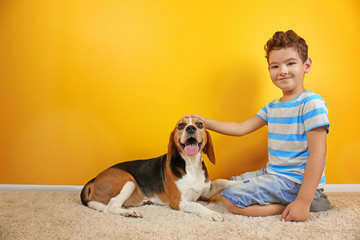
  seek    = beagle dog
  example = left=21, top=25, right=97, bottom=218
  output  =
left=80, top=116, right=238, bottom=221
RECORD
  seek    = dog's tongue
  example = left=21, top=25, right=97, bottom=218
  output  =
left=184, top=143, right=199, bottom=156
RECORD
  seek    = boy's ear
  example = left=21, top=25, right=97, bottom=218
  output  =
left=304, top=58, right=312, bottom=73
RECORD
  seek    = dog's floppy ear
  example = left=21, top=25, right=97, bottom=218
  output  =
left=167, top=129, right=177, bottom=160
left=203, top=130, right=215, bottom=164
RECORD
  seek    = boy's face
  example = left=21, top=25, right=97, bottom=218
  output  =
left=268, top=47, right=312, bottom=95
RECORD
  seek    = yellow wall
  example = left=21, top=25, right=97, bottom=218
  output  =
left=1, top=0, right=359, bottom=185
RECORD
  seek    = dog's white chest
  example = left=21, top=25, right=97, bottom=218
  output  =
left=176, top=156, right=210, bottom=201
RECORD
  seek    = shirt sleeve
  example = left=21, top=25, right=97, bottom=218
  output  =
left=256, top=105, right=269, bottom=123
left=302, top=97, right=330, bottom=133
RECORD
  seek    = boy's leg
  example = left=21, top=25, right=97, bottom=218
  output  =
left=222, top=192, right=331, bottom=216
left=222, top=196, right=286, bottom=216
left=222, top=171, right=331, bottom=217
left=221, top=171, right=299, bottom=217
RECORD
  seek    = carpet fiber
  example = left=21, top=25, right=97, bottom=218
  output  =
left=0, top=192, right=359, bottom=239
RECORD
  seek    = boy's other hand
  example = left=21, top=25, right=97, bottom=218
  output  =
left=280, top=199, right=310, bottom=222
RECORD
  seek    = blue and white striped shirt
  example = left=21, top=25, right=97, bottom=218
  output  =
left=256, top=91, right=329, bottom=189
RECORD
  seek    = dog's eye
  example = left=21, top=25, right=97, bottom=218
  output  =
left=196, top=122, right=204, bottom=129
left=178, top=123, right=186, bottom=130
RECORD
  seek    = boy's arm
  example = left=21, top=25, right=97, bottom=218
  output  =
left=281, top=126, right=327, bottom=222
left=192, top=115, right=266, bottom=136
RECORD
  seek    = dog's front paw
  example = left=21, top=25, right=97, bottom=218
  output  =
left=123, top=210, right=143, bottom=218
left=202, top=211, right=224, bottom=222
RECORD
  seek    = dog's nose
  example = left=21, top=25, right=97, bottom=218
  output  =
left=186, top=125, right=196, bottom=134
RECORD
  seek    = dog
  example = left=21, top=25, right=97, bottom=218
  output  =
left=80, top=116, right=238, bottom=221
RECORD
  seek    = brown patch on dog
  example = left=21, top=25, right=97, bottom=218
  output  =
left=164, top=154, right=182, bottom=210
left=155, top=192, right=170, bottom=205
left=167, top=130, right=177, bottom=159
left=92, top=168, right=145, bottom=206
left=203, top=130, right=215, bottom=164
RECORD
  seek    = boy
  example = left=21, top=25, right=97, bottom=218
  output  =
left=191, top=30, right=331, bottom=222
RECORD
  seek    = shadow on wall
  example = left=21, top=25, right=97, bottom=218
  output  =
left=207, top=61, right=268, bottom=179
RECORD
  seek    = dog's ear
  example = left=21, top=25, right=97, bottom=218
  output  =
left=203, top=130, right=215, bottom=164
left=167, top=129, right=177, bottom=160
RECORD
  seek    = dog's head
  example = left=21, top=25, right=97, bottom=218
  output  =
left=168, top=116, right=215, bottom=164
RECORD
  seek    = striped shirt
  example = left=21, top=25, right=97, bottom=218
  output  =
left=256, top=91, right=329, bottom=189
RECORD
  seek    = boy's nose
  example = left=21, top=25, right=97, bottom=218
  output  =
left=280, top=66, right=289, bottom=74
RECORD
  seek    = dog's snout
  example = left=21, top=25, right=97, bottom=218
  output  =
left=186, top=125, right=196, bottom=134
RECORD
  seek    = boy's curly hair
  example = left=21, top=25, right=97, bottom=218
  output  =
left=264, top=30, right=308, bottom=63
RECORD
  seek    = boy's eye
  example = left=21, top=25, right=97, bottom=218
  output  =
left=288, top=62, right=296, bottom=66
left=271, top=65, right=278, bottom=69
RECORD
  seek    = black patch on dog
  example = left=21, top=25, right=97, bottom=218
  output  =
left=202, top=161, right=209, bottom=181
left=169, top=151, right=186, bottom=179
left=110, top=155, right=167, bottom=196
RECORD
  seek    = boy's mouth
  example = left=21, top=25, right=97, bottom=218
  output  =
left=278, top=77, right=291, bottom=81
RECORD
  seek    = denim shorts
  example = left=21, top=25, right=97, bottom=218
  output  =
left=221, top=168, right=324, bottom=208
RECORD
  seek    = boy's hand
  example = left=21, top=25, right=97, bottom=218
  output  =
left=280, top=199, right=310, bottom=222
left=191, top=114, right=206, bottom=123
left=181, top=115, right=207, bottom=125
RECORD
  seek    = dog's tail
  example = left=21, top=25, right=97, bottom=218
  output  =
left=80, top=178, right=96, bottom=207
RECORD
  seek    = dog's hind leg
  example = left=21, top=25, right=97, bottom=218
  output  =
left=88, top=201, right=107, bottom=212
left=104, top=181, right=143, bottom=218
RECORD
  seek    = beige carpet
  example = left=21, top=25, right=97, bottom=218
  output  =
left=0, top=192, right=359, bottom=240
